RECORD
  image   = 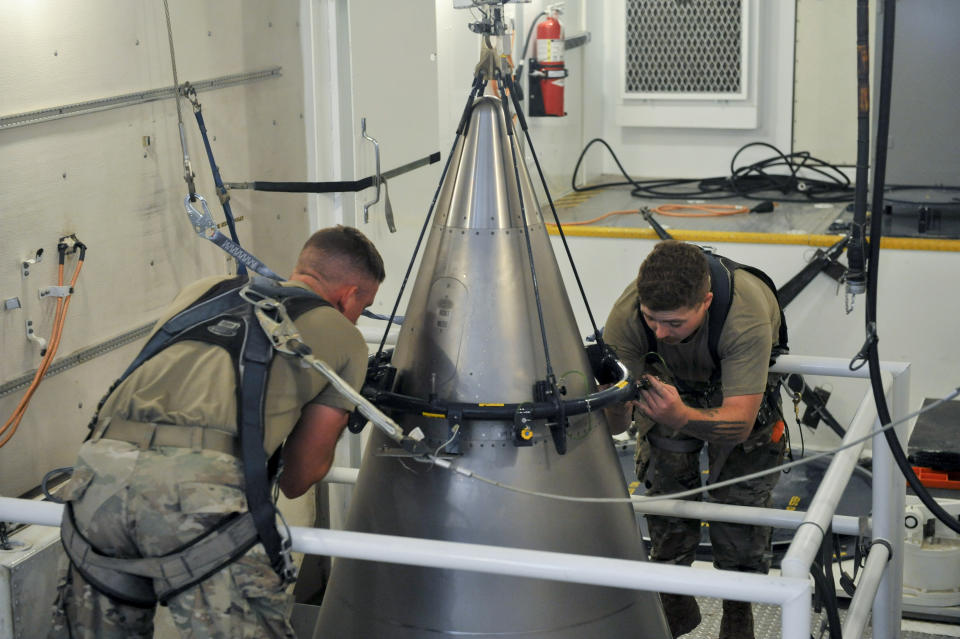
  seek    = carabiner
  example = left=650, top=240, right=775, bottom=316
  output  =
left=184, top=194, right=216, bottom=238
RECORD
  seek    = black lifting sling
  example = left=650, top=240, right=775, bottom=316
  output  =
left=63, top=275, right=329, bottom=606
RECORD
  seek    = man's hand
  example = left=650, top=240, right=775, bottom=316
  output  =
left=635, top=375, right=688, bottom=430
left=600, top=382, right=638, bottom=435
left=636, top=375, right=762, bottom=444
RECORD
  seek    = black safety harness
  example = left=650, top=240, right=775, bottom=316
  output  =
left=641, top=252, right=789, bottom=454
left=62, top=276, right=329, bottom=607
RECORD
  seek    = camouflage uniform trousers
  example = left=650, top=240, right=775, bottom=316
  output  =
left=644, top=420, right=786, bottom=573
left=48, top=438, right=296, bottom=639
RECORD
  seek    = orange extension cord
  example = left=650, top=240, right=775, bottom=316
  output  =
left=546, top=209, right=643, bottom=227
left=650, top=203, right=750, bottom=217
left=545, top=204, right=752, bottom=229
left=0, top=247, right=84, bottom=448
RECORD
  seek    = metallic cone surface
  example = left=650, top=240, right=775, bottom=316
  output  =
left=314, top=96, right=670, bottom=638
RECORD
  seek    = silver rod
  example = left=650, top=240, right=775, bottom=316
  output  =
left=873, top=366, right=911, bottom=639
left=632, top=497, right=865, bottom=536
left=779, top=378, right=887, bottom=579
left=315, top=466, right=867, bottom=535
left=0, top=67, right=281, bottom=130
left=0, top=495, right=809, bottom=612
left=842, top=542, right=891, bottom=639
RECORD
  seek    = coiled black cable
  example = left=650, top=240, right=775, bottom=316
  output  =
left=571, top=138, right=855, bottom=203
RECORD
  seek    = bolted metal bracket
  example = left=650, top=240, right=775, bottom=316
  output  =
left=39, top=285, right=72, bottom=299
left=25, top=320, right=48, bottom=356
left=20, top=248, right=43, bottom=278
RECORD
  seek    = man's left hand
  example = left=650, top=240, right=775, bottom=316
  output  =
left=635, top=375, right=688, bottom=430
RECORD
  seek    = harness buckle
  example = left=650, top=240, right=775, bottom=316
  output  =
left=239, top=285, right=310, bottom=358
left=274, top=510, right=298, bottom=585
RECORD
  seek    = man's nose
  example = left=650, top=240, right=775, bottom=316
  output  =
left=653, top=324, right=671, bottom=339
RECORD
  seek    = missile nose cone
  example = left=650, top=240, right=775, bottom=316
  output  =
left=437, top=96, right=522, bottom=229
left=313, top=93, right=671, bottom=639
left=438, top=95, right=535, bottom=231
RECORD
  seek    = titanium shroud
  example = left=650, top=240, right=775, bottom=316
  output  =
left=313, top=95, right=670, bottom=638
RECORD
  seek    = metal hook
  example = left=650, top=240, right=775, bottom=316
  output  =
left=184, top=194, right=216, bottom=237
left=361, top=117, right=381, bottom=223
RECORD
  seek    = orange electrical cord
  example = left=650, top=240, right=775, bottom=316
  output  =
left=0, top=250, right=84, bottom=448
left=545, top=209, right=643, bottom=227
left=649, top=203, right=750, bottom=217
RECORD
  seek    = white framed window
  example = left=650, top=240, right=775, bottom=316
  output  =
left=613, top=0, right=759, bottom=129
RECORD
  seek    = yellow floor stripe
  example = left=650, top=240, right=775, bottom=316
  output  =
left=546, top=224, right=960, bottom=251
left=553, top=191, right=600, bottom=209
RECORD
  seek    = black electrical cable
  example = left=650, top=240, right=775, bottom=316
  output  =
left=570, top=138, right=855, bottom=204
left=505, top=72, right=604, bottom=345
left=497, top=69, right=556, bottom=386
left=846, top=0, right=871, bottom=298
left=810, top=548, right=843, bottom=639
left=860, top=0, right=960, bottom=535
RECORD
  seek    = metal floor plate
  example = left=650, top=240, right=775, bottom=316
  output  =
left=680, top=597, right=957, bottom=639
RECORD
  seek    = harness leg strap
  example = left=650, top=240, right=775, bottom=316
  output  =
left=60, top=505, right=260, bottom=606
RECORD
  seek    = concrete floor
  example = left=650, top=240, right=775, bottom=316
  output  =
left=548, top=178, right=960, bottom=240
left=549, top=180, right=851, bottom=236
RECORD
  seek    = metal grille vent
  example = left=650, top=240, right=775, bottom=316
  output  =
left=625, top=0, right=743, bottom=95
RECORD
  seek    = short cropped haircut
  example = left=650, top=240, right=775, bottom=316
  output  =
left=296, top=225, right=385, bottom=287
left=635, top=240, right=710, bottom=311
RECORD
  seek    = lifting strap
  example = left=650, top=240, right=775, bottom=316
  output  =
left=77, top=276, right=330, bottom=599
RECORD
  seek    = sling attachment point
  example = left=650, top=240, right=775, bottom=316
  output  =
left=184, top=195, right=283, bottom=281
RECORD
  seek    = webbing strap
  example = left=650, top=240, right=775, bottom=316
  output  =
left=61, top=504, right=259, bottom=604
left=118, top=280, right=249, bottom=381
left=185, top=194, right=283, bottom=281
left=228, top=152, right=441, bottom=194
left=89, top=276, right=327, bottom=584
left=238, top=315, right=291, bottom=580
left=647, top=432, right=704, bottom=454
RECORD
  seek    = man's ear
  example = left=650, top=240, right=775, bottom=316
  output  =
left=702, top=291, right=714, bottom=310
left=332, top=284, right=359, bottom=313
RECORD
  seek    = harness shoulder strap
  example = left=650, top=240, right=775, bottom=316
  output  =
left=79, top=276, right=331, bottom=589
left=637, top=250, right=788, bottom=380
left=705, top=253, right=734, bottom=373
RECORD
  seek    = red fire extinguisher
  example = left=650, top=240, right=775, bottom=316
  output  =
left=529, top=7, right=568, bottom=117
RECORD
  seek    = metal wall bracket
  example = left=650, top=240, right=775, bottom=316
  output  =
left=360, top=118, right=381, bottom=224
left=21, top=249, right=43, bottom=278
left=39, top=286, right=72, bottom=299
left=25, top=320, right=48, bottom=355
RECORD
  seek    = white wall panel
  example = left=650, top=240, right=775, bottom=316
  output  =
left=0, top=1, right=311, bottom=497
left=345, top=0, right=442, bottom=324
left=593, top=1, right=795, bottom=179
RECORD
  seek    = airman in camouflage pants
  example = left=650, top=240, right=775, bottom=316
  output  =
left=48, top=440, right=295, bottom=639
left=641, top=385, right=785, bottom=639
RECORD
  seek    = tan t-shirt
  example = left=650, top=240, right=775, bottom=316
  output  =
left=100, top=275, right=368, bottom=455
left=603, top=269, right=780, bottom=400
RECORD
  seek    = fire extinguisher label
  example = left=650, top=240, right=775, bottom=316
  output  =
left=537, top=39, right=565, bottom=62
